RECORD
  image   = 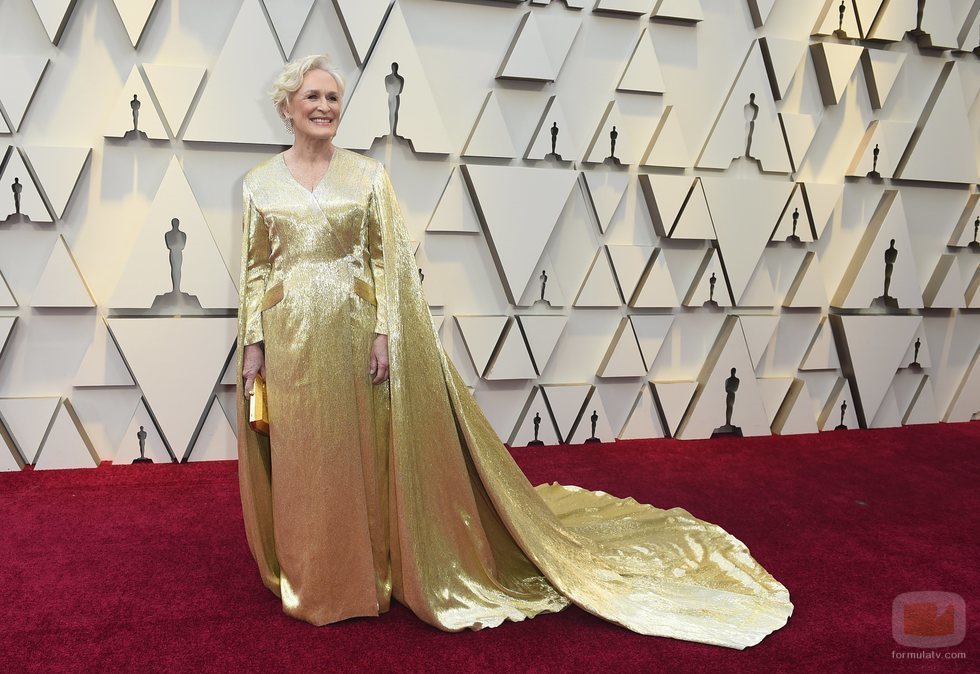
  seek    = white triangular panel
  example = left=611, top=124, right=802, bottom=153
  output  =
left=584, top=101, right=641, bottom=165
left=853, top=0, right=887, bottom=38
left=473, top=385, right=533, bottom=443
left=68, top=386, right=142, bottom=461
left=183, top=0, right=289, bottom=145
left=784, top=252, right=828, bottom=308
left=516, top=315, right=568, bottom=375
left=0, top=397, right=59, bottom=464
left=948, top=196, right=979, bottom=247
left=862, top=49, right=906, bottom=109
left=869, top=387, right=902, bottom=428
left=30, top=0, right=75, bottom=44
left=838, top=315, right=921, bottom=423
left=643, top=106, right=690, bottom=169
left=903, top=375, right=939, bottom=425
left=216, top=388, right=238, bottom=431
left=946, top=348, right=980, bottom=422
left=773, top=380, right=820, bottom=435
left=900, top=330, right=931, bottom=369
left=0, top=317, right=15, bottom=362
left=142, top=64, right=206, bottom=137
left=630, top=315, right=674, bottom=370
left=0, top=115, right=8, bottom=134
left=810, top=42, right=863, bottom=106
left=465, top=164, right=578, bottom=303
left=595, top=0, right=655, bottom=15
left=498, top=12, right=555, bottom=81
left=923, top=254, right=967, bottom=309
left=632, top=251, right=679, bottom=308
left=103, top=66, right=168, bottom=140
left=654, top=0, right=703, bottom=22
left=619, top=384, right=667, bottom=440
left=607, top=245, right=654, bottom=303
left=109, top=157, right=238, bottom=310
left=575, top=249, right=621, bottom=307
left=670, top=179, right=715, bottom=240
left=486, top=322, right=537, bottom=380
left=757, top=377, right=793, bottom=424
left=114, top=398, right=171, bottom=464
left=34, top=401, right=98, bottom=470
left=518, top=251, right=568, bottom=308
left=813, top=0, right=861, bottom=37
left=582, top=170, right=629, bottom=234
left=761, top=38, right=808, bottom=100
left=107, top=318, right=236, bottom=458
left=112, top=0, right=159, bottom=47
left=31, top=236, right=94, bottom=308
left=821, top=380, right=859, bottom=430
left=426, top=167, right=481, bottom=233
left=541, top=384, right=592, bottom=443
left=0, top=56, right=48, bottom=131
left=512, top=388, right=561, bottom=446
left=780, top=112, right=820, bottom=172
left=74, top=317, right=135, bottom=387
left=21, top=146, right=90, bottom=219
left=598, top=319, right=646, bottom=378
left=1, top=148, right=51, bottom=223
left=0, top=277, right=16, bottom=308
left=568, top=393, right=615, bottom=444
left=463, top=91, right=519, bottom=159
left=527, top=97, right=578, bottom=160
left=772, top=186, right=811, bottom=243
left=747, top=0, right=778, bottom=27
left=846, top=120, right=917, bottom=179
left=685, top=250, right=731, bottom=307
left=335, top=0, right=392, bottom=65
left=803, top=183, right=843, bottom=239
left=740, top=254, right=778, bottom=308
left=641, top=174, right=695, bottom=236
left=0, top=430, right=21, bottom=472
left=740, top=315, right=779, bottom=370
left=187, top=397, right=237, bottom=461
left=800, top=319, right=840, bottom=371
left=455, top=315, right=507, bottom=376
left=651, top=381, right=697, bottom=437
left=617, top=28, right=665, bottom=95
left=261, top=0, right=315, bottom=59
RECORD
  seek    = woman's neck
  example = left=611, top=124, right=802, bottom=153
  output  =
left=287, top=136, right=335, bottom=165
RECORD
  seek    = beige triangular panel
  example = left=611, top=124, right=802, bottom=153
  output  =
left=676, top=317, right=770, bottom=439
left=261, top=0, right=315, bottom=59
left=1, top=148, right=52, bottom=222
left=584, top=100, right=643, bottom=165
left=820, top=379, right=859, bottom=430
left=802, top=182, right=843, bottom=239
left=103, top=66, right=168, bottom=140
left=486, top=321, right=537, bottom=380
left=114, top=397, right=171, bottom=464
left=187, top=396, right=237, bottom=462
left=834, top=191, right=923, bottom=309
left=619, top=384, right=667, bottom=439
left=109, top=157, right=238, bottom=310
left=670, top=179, right=715, bottom=240
left=945, top=348, right=980, bottom=422
left=631, top=250, right=679, bottom=308
left=739, top=254, right=778, bottom=308
left=142, top=64, right=206, bottom=137
left=498, top=10, right=580, bottom=83
left=0, top=276, right=16, bottom=308
left=923, top=254, right=966, bottom=309
left=108, top=318, right=236, bottom=458
left=30, top=0, right=76, bottom=44
left=31, top=235, right=94, bottom=308
left=870, top=387, right=902, bottom=428
left=684, top=248, right=730, bottom=307
left=582, top=170, right=629, bottom=234
left=595, top=0, right=656, bottom=15
left=639, top=174, right=695, bottom=237
left=34, top=400, right=99, bottom=470
left=21, top=146, right=90, bottom=219
left=662, top=248, right=715, bottom=307
left=771, top=379, right=820, bottom=435
left=617, top=28, right=665, bottom=95
left=598, top=318, right=646, bottom=378
left=335, top=0, right=392, bottom=65
left=948, top=195, right=979, bottom=247
left=901, top=374, right=939, bottom=425
left=512, top=388, right=561, bottom=446
left=0, top=56, right=48, bottom=131
left=853, top=0, right=887, bottom=38
left=630, top=315, right=674, bottom=370
left=800, top=318, right=840, bottom=370
left=757, top=377, right=793, bottom=425
left=464, top=164, right=578, bottom=303
left=516, top=315, right=568, bottom=375
left=183, top=0, right=289, bottom=145
left=701, top=177, right=794, bottom=304
left=463, top=91, right=518, bottom=159
left=846, top=120, right=916, bottom=179
left=653, top=0, right=703, bottom=22
left=740, top=315, right=779, bottom=370
left=861, top=48, right=906, bottom=109
left=455, top=315, right=507, bottom=377
left=426, top=167, right=481, bottom=233
left=607, top=245, right=654, bottom=303
left=958, top=4, right=980, bottom=50
left=897, top=63, right=978, bottom=184
left=0, top=397, right=59, bottom=465
left=772, top=185, right=811, bottom=243
left=835, top=315, right=921, bottom=424
left=74, top=317, right=135, bottom=387
left=568, top=392, right=615, bottom=444
left=575, top=248, right=621, bottom=307
left=784, top=252, right=828, bottom=308
left=651, top=381, right=697, bottom=438
left=812, top=0, right=861, bottom=37
left=698, top=41, right=792, bottom=173
left=527, top=96, right=578, bottom=160
left=747, top=0, right=778, bottom=27
left=111, top=0, right=159, bottom=47
left=780, top=112, right=820, bottom=172
left=541, top=384, right=592, bottom=443
left=643, top=106, right=691, bottom=169
left=760, top=38, right=807, bottom=100
left=810, top=42, right=863, bottom=106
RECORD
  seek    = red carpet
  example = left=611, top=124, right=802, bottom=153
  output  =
left=1, top=423, right=977, bottom=672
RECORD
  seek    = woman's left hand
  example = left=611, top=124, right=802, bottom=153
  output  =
left=370, top=334, right=389, bottom=384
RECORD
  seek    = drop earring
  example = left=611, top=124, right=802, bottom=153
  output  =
left=284, top=117, right=293, bottom=133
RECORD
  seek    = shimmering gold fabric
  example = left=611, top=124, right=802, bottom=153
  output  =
left=236, top=148, right=793, bottom=648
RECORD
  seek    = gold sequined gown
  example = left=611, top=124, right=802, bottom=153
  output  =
left=236, top=148, right=793, bottom=649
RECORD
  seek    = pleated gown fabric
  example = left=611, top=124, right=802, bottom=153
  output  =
left=236, top=148, right=793, bottom=649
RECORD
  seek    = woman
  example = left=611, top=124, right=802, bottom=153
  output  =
left=237, top=55, right=792, bottom=648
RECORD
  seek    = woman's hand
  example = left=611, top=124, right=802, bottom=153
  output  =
left=370, top=334, right=389, bottom=384
left=243, top=343, right=266, bottom=398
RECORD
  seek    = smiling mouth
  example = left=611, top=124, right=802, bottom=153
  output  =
left=310, top=117, right=334, bottom=126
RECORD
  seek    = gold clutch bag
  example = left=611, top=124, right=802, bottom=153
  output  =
left=249, top=374, right=270, bottom=436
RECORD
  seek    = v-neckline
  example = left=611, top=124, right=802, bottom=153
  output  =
left=280, top=149, right=339, bottom=195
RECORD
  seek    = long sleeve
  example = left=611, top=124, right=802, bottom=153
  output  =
left=240, top=183, right=270, bottom=346
left=368, top=167, right=402, bottom=336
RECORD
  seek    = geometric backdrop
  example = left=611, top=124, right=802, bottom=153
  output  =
left=0, top=0, right=978, bottom=470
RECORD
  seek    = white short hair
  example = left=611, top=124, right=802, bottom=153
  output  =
left=270, top=54, right=346, bottom=120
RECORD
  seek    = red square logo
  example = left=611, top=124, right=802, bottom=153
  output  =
left=893, top=592, right=966, bottom=648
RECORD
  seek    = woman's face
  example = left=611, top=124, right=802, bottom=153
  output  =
left=285, top=69, right=341, bottom=143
